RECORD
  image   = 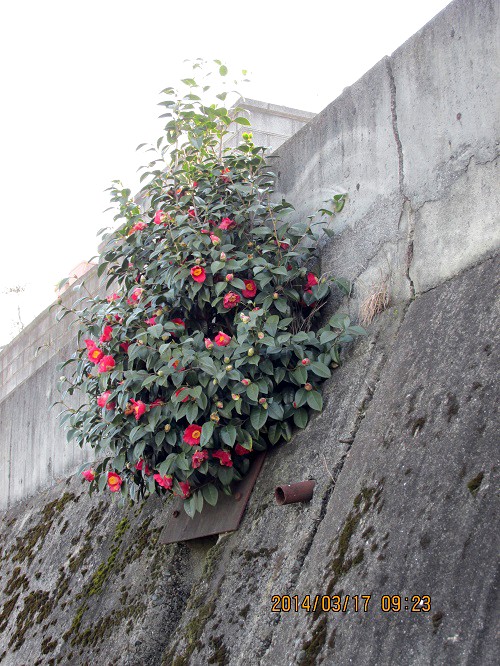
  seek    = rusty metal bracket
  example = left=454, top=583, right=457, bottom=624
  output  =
left=275, top=480, right=316, bottom=505
left=159, top=452, right=266, bottom=544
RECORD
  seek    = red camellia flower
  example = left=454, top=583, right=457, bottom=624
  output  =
left=106, top=293, right=120, bottom=302
left=190, top=265, right=206, bottom=283
left=218, top=217, right=236, bottom=230
left=120, top=341, right=130, bottom=353
left=175, top=387, right=189, bottom=403
left=154, top=473, right=173, bottom=490
left=88, top=346, right=104, bottom=364
left=98, top=355, right=115, bottom=373
left=214, top=331, right=231, bottom=347
left=212, top=450, right=233, bottom=467
left=171, top=318, right=186, bottom=335
left=178, top=481, right=191, bottom=498
left=82, top=469, right=95, bottom=482
left=135, top=459, right=152, bottom=475
left=191, top=449, right=209, bottom=469
left=223, top=292, right=241, bottom=309
left=154, top=210, right=166, bottom=225
left=241, top=279, right=257, bottom=298
left=220, top=167, right=230, bottom=183
left=200, top=227, right=210, bottom=234
left=129, top=221, right=147, bottom=234
left=127, top=287, right=144, bottom=305
left=107, top=471, right=122, bottom=492
left=99, top=325, right=113, bottom=343
left=235, top=444, right=250, bottom=456
left=97, top=391, right=116, bottom=410
left=149, top=399, right=163, bottom=408
left=84, top=339, right=96, bottom=351
left=183, top=424, right=203, bottom=446
left=129, top=399, right=146, bottom=420
left=305, top=273, right=319, bottom=292
left=188, top=208, right=196, bottom=218
left=145, top=316, right=156, bottom=326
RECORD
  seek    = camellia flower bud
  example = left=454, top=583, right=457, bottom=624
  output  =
left=226, top=273, right=233, bottom=282
left=220, top=252, right=227, bottom=261
left=225, top=364, right=233, bottom=371
left=304, top=383, right=313, bottom=391
left=241, top=379, right=251, bottom=386
left=157, top=370, right=164, bottom=376
left=210, top=412, right=220, bottom=422
left=273, top=292, right=279, bottom=300
left=162, top=334, right=169, bottom=340
left=247, top=348, right=255, bottom=356
left=224, top=356, right=230, bottom=364
left=216, top=401, right=223, bottom=409
left=293, top=401, right=298, bottom=408
left=213, top=379, right=218, bottom=385
left=231, top=394, right=240, bottom=401
left=164, top=424, right=171, bottom=432
left=140, top=276, right=146, bottom=283
left=195, top=258, right=201, bottom=265
left=257, top=332, right=264, bottom=340
left=301, top=358, right=310, bottom=366
left=258, top=397, right=267, bottom=405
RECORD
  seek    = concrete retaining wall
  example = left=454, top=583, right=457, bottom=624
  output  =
left=0, top=2, right=498, bottom=663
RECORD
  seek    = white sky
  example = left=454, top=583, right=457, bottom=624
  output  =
left=0, top=0, right=451, bottom=347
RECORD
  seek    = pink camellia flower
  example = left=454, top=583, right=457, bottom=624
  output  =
left=212, top=450, right=233, bottom=467
left=97, top=391, right=116, bottom=410
left=204, top=337, right=214, bottom=350
left=235, top=444, right=251, bottom=456
left=106, top=293, right=120, bottom=302
left=154, top=210, right=166, bottom=225
left=183, top=424, right=202, bottom=446
left=174, top=387, right=189, bottom=403
left=223, top=292, right=241, bottom=309
left=301, top=358, right=311, bottom=366
left=129, top=399, right=146, bottom=420
left=127, top=287, right=144, bottom=305
left=219, top=217, right=236, bottom=231
left=128, top=221, right=147, bottom=234
left=120, top=341, right=130, bottom=353
left=178, top=481, right=191, bottom=498
left=154, top=474, right=173, bottom=490
left=241, top=379, right=251, bottom=386
left=99, top=325, right=113, bottom=343
left=145, top=316, right=156, bottom=326
left=191, top=449, right=209, bottom=469
left=82, top=469, right=95, bottom=482
left=225, top=273, right=234, bottom=282
left=98, top=355, right=115, bottom=373
left=305, top=273, right=319, bottom=292
left=241, top=280, right=257, bottom=299
left=210, top=234, right=221, bottom=245
left=214, top=331, right=231, bottom=347
left=190, top=266, right=206, bottom=283
left=107, top=471, right=122, bottom=492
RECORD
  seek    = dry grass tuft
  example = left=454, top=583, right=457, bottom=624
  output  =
left=359, top=276, right=390, bottom=325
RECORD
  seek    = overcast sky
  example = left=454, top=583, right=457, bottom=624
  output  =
left=0, top=0, right=451, bottom=347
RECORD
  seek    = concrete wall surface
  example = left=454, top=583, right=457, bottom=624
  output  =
left=0, top=1, right=498, bottom=664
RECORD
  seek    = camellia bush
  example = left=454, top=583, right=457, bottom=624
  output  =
left=57, top=61, right=364, bottom=517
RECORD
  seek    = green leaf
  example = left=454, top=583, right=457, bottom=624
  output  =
left=250, top=407, right=268, bottom=430
left=310, top=361, right=331, bottom=379
left=200, top=421, right=215, bottom=446
left=233, top=116, right=251, bottom=126
left=219, top=65, right=228, bottom=76
left=148, top=324, right=163, bottom=338
left=221, top=425, right=237, bottom=447
left=264, top=315, right=279, bottom=337
left=247, top=383, right=259, bottom=402
left=184, top=496, right=196, bottom=518
left=292, top=366, right=307, bottom=384
left=320, top=330, right=338, bottom=345
left=306, top=390, right=323, bottom=411
left=202, top=484, right=218, bottom=506
left=293, top=408, right=308, bottom=429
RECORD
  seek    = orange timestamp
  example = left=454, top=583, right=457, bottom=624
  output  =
left=271, top=595, right=431, bottom=613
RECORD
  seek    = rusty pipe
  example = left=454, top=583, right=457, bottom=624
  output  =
left=275, top=480, right=316, bottom=505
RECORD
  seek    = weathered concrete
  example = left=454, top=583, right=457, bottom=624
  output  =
left=0, top=0, right=499, bottom=663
